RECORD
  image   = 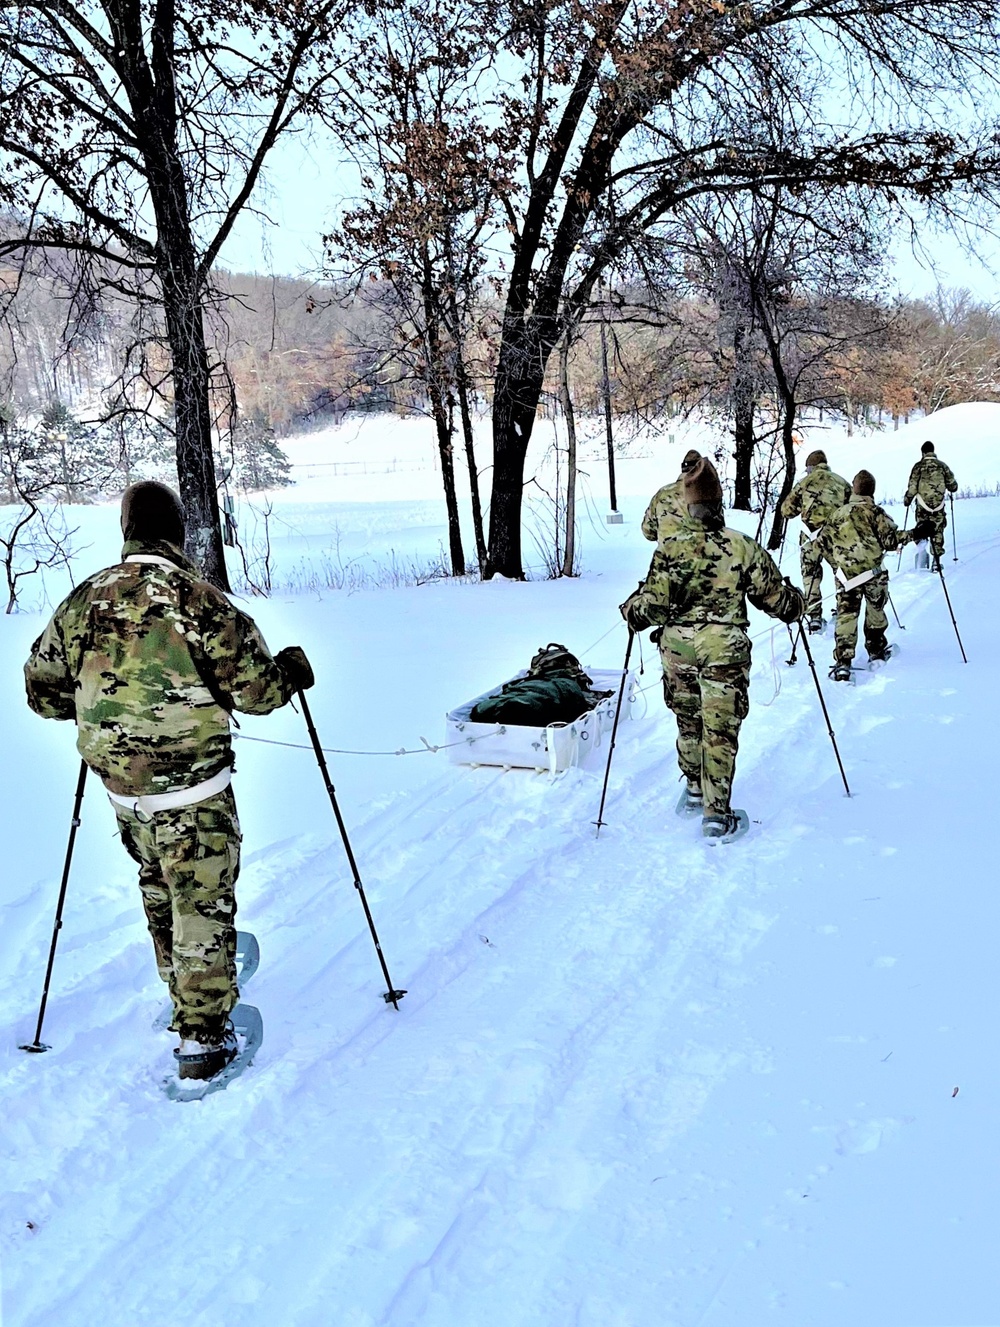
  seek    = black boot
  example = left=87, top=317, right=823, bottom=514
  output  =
left=174, top=1026, right=238, bottom=1081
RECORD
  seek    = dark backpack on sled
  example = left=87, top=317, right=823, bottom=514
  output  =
left=470, top=643, right=612, bottom=727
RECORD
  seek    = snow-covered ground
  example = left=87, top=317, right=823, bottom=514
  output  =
left=2, top=406, right=1000, bottom=1326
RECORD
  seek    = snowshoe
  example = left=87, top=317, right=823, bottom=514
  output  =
left=153, top=931, right=259, bottom=1032
left=829, top=662, right=853, bottom=683
left=164, top=1004, right=263, bottom=1103
left=702, top=809, right=750, bottom=843
left=675, top=781, right=704, bottom=818
left=807, top=616, right=825, bottom=635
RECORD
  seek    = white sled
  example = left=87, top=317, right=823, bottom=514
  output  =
left=445, top=666, right=638, bottom=775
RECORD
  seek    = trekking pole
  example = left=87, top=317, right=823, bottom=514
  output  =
left=795, top=623, right=852, bottom=797
left=950, top=493, right=958, bottom=562
left=895, top=504, right=910, bottom=572
left=20, top=760, right=88, bottom=1053
left=297, top=691, right=406, bottom=1008
left=886, top=588, right=905, bottom=631
left=935, top=566, right=968, bottom=664
left=594, top=629, right=635, bottom=837
left=785, top=621, right=799, bottom=666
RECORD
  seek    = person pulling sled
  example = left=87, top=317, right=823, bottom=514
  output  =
left=621, top=458, right=805, bottom=841
left=23, top=482, right=314, bottom=1083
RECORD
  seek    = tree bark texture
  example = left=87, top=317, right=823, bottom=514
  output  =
left=732, top=324, right=755, bottom=510
left=558, top=334, right=578, bottom=577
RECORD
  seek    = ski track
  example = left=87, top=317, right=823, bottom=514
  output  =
left=3, top=524, right=998, bottom=1327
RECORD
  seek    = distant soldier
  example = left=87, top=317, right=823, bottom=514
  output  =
left=24, top=482, right=314, bottom=1082
left=818, top=470, right=932, bottom=681
left=904, top=440, right=958, bottom=570
left=622, top=458, right=804, bottom=840
left=779, top=449, right=851, bottom=633
left=641, top=449, right=702, bottom=540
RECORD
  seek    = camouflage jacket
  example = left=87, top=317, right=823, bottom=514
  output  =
left=817, top=496, right=902, bottom=582
left=780, top=463, right=852, bottom=532
left=641, top=479, right=686, bottom=540
left=638, top=517, right=803, bottom=629
left=24, top=539, right=294, bottom=796
left=905, top=455, right=957, bottom=510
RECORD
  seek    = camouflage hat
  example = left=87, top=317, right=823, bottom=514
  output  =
left=852, top=469, right=876, bottom=497
left=805, top=449, right=827, bottom=467
left=684, top=457, right=724, bottom=505
left=679, top=448, right=702, bottom=474
left=921, top=440, right=935, bottom=454
left=121, top=481, right=185, bottom=546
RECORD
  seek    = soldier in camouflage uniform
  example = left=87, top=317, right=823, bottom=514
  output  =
left=904, top=440, right=958, bottom=570
left=622, top=458, right=804, bottom=839
left=641, top=449, right=702, bottom=540
left=779, top=449, right=851, bottom=632
left=24, top=482, right=314, bottom=1080
left=817, top=470, right=932, bottom=680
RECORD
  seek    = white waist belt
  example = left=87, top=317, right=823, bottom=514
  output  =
left=914, top=494, right=945, bottom=513
left=107, top=766, right=232, bottom=816
left=835, top=566, right=878, bottom=591
left=124, top=554, right=180, bottom=570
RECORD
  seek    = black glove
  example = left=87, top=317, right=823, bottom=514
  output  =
left=910, top=520, right=935, bottom=544
left=904, top=495, right=912, bottom=508
left=779, top=579, right=806, bottom=624
left=276, top=645, right=315, bottom=692
left=620, top=586, right=654, bottom=633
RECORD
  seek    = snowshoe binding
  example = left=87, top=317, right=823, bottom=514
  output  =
left=675, top=780, right=704, bottom=818
left=867, top=643, right=897, bottom=670
left=829, top=662, right=853, bottom=683
left=807, top=616, right=825, bottom=635
left=702, top=809, right=750, bottom=843
left=164, top=1004, right=263, bottom=1102
left=174, top=1027, right=238, bottom=1082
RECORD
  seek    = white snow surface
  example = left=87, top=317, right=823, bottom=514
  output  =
left=3, top=406, right=1000, bottom=1326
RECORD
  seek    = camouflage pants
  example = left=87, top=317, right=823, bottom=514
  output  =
left=799, top=532, right=829, bottom=623
left=115, top=788, right=241, bottom=1041
left=833, top=569, right=888, bottom=665
left=659, top=624, right=750, bottom=816
left=914, top=505, right=947, bottom=560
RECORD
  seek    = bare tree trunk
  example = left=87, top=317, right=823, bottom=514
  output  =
left=428, top=379, right=465, bottom=575
left=486, top=325, right=547, bottom=578
left=767, top=396, right=797, bottom=550
left=558, top=333, right=578, bottom=577
left=453, top=333, right=487, bottom=575
left=160, top=272, right=228, bottom=585
left=732, top=324, right=755, bottom=509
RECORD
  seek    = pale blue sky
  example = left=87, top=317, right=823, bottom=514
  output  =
left=219, top=135, right=1000, bottom=305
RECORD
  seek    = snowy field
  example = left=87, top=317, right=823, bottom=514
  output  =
left=2, top=404, right=1000, bottom=1326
